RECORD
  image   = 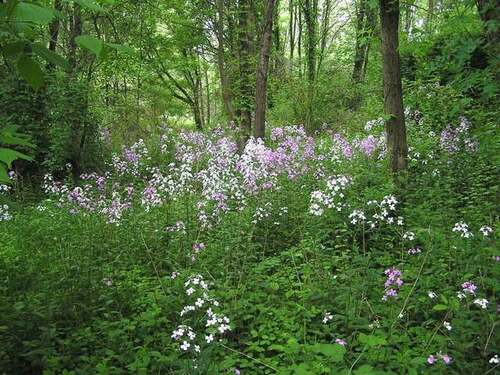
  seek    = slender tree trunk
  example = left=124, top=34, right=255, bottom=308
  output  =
left=303, top=0, right=317, bottom=83
left=254, top=0, right=276, bottom=139
left=197, top=64, right=205, bottom=130
left=48, top=0, right=62, bottom=53
left=205, top=66, right=211, bottom=127
left=289, top=0, right=296, bottom=63
left=215, top=0, right=236, bottom=123
left=352, top=0, right=366, bottom=83
left=298, top=4, right=303, bottom=78
left=380, top=0, right=408, bottom=172
left=238, top=0, right=253, bottom=141
left=68, top=4, right=82, bottom=72
left=316, top=0, right=331, bottom=77
left=353, top=0, right=376, bottom=85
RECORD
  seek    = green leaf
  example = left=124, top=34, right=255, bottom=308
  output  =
left=17, top=56, right=44, bottom=89
left=309, top=343, right=346, bottom=361
left=0, top=128, right=33, bottom=148
left=107, top=43, right=135, bottom=54
left=74, top=0, right=104, bottom=12
left=432, top=304, right=449, bottom=311
left=0, top=164, right=9, bottom=184
left=358, top=333, right=387, bottom=347
left=294, top=363, right=312, bottom=375
left=2, top=41, right=26, bottom=58
left=0, top=148, right=32, bottom=168
left=32, top=43, right=70, bottom=70
left=354, top=365, right=376, bottom=375
left=75, top=35, right=103, bottom=56
left=14, top=2, right=55, bottom=24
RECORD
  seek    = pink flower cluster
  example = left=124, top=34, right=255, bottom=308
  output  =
left=382, top=267, right=404, bottom=301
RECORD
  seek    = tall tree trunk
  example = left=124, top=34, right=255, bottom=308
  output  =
left=215, top=0, right=236, bottom=123
left=380, top=0, right=408, bottom=172
left=289, top=0, right=296, bottom=63
left=302, top=0, right=317, bottom=83
left=302, top=0, right=318, bottom=130
left=48, top=0, right=62, bottom=53
left=353, top=0, right=376, bottom=87
left=238, top=0, right=253, bottom=142
left=316, top=0, right=331, bottom=77
left=205, top=66, right=211, bottom=127
left=254, top=0, right=276, bottom=139
left=298, top=4, right=303, bottom=78
left=68, top=4, right=82, bottom=72
left=197, top=63, right=205, bottom=130
left=361, top=5, right=376, bottom=82
left=352, top=0, right=367, bottom=83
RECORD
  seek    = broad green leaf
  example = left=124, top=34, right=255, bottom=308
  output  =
left=107, top=43, right=135, bottom=54
left=17, top=56, right=44, bottom=89
left=14, top=2, right=55, bottom=24
left=309, top=343, right=346, bottom=362
left=75, top=35, right=103, bottom=56
left=32, top=43, right=70, bottom=70
left=354, top=365, right=376, bottom=375
left=74, top=0, right=104, bottom=12
left=0, top=164, right=9, bottom=183
left=358, top=333, right=387, bottom=347
left=432, top=304, right=448, bottom=311
left=0, top=148, right=32, bottom=168
left=294, top=363, right=312, bottom=375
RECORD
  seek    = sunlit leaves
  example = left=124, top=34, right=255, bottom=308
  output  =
left=75, top=35, right=104, bottom=56
left=13, top=2, right=55, bottom=24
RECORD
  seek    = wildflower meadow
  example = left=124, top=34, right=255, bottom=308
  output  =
left=1, top=111, right=498, bottom=374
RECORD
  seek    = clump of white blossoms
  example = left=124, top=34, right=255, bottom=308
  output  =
left=0, top=204, right=12, bottom=221
left=349, top=209, right=366, bottom=225
left=452, top=221, right=473, bottom=238
left=366, top=195, right=404, bottom=228
left=473, top=298, right=489, bottom=309
left=322, top=312, right=333, bottom=324
left=479, top=225, right=493, bottom=237
left=428, top=291, right=437, bottom=299
left=172, top=274, right=231, bottom=355
left=403, top=231, right=415, bottom=241
left=309, top=175, right=351, bottom=216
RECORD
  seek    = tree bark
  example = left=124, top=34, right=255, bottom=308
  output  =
left=48, top=0, right=62, bottom=53
left=254, top=0, right=276, bottom=139
left=238, top=0, right=253, bottom=141
left=289, top=0, right=296, bottom=63
left=302, top=0, right=317, bottom=84
left=215, top=0, right=236, bottom=123
left=68, top=4, right=82, bottom=72
left=205, top=65, right=211, bottom=127
left=380, top=0, right=408, bottom=172
left=352, top=0, right=367, bottom=83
